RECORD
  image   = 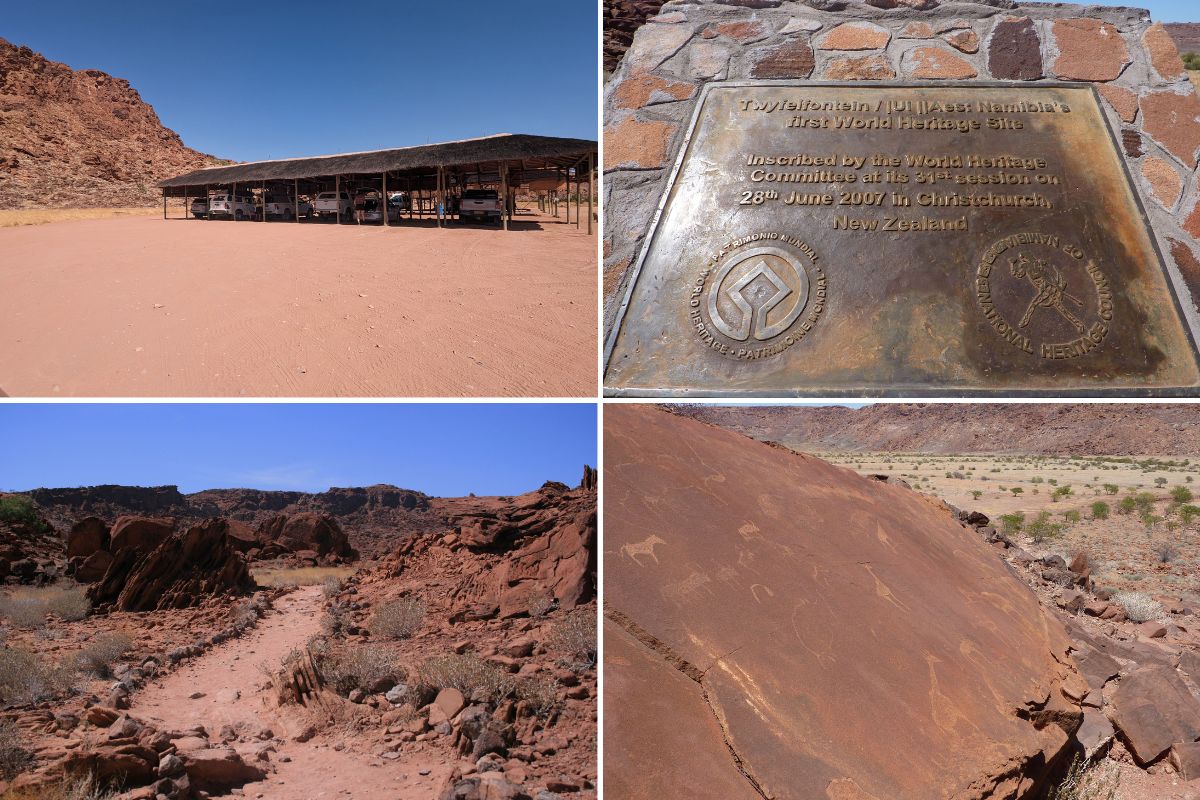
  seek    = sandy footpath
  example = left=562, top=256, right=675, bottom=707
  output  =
left=0, top=212, right=596, bottom=396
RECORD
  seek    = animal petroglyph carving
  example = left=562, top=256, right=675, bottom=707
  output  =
left=620, top=534, right=666, bottom=566
left=1009, top=253, right=1085, bottom=333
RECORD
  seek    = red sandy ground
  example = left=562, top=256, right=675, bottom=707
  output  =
left=0, top=212, right=596, bottom=397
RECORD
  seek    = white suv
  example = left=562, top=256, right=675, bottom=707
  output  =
left=209, top=193, right=256, bottom=220
left=264, top=194, right=313, bottom=220
left=313, top=191, right=353, bottom=221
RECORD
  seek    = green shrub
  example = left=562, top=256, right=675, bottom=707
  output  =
left=1179, top=504, right=1200, bottom=524
left=999, top=513, right=1025, bottom=535
left=1010, top=487, right=1024, bottom=495
left=0, top=496, right=49, bottom=533
left=1102, top=483, right=1118, bottom=495
left=1063, top=510, right=1081, bottom=523
left=1091, top=501, right=1109, bottom=520
left=1170, top=486, right=1193, bottom=504
left=1027, top=511, right=1062, bottom=543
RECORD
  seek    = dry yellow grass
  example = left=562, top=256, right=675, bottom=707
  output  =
left=1191, top=70, right=1200, bottom=91
left=0, top=207, right=158, bottom=228
left=251, top=565, right=356, bottom=588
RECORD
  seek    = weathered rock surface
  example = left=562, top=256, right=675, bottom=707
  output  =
left=604, top=406, right=1082, bottom=799
left=65, top=516, right=109, bottom=558
left=1109, top=665, right=1200, bottom=765
left=257, top=512, right=357, bottom=561
left=109, top=516, right=175, bottom=555
left=87, top=518, right=253, bottom=611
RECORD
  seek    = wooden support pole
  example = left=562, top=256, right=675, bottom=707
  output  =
left=183, top=188, right=188, bottom=221
left=232, top=182, right=237, bottom=221
left=163, top=191, right=167, bottom=220
left=382, top=171, right=388, bottom=227
left=587, top=151, right=594, bottom=235
left=575, top=168, right=580, bottom=229
left=437, top=166, right=443, bottom=228
left=261, top=180, right=266, bottom=222
left=207, top=185, right=212, bottom=221
left=336, top=175, right=341, bottom=224
left=294, top=179, right=299, bottom=223
left=501, top=162, right=509, bottom=232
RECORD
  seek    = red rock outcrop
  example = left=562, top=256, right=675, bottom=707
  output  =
left=87, top=518, right=253, bottom=612
left=0, top=38, right=222, bottom=208
left=605, top=406, right=1082, bottom=799
left=108, top=515, right=174, bottom=555
left=256, top=513, right=356, bottom=562
left=65, top=516, right=108, bottom=558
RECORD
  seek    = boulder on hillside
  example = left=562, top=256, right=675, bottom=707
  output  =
left=223, top=519, right=263, bottom=554
left=66, top=516, right=109, bottom=558
left=74, top=549, right=114, bottom=583
left=109, top=516, right=175, bottom=555
left=87, top=518, right=253, bottom=612
left=1109, top=665, right=1200, bottom=765
left=257, top=512, right=356, bottom=561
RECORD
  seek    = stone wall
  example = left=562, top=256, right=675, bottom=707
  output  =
left=602, top=0, right=1200, bottom=342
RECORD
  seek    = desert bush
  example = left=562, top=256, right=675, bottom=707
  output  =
left=1010, top=487, right=1024, bottom=496
left=1155, top=477, right=1168, bottom=488
left=322, top=576, right=344, bottom=599
left=999, top=513, right=1024, bottom=535
left=45, top=587, right=91, bottom=622
left=1171, top=486, right=1194, bottom=504
left=515, top=675, right=558, bottom=717
left=0, top=646, right=75, bottom=705
left=1102, top=484, right=1118, bottom=495
left=0, top=718, right=30, bottom=779
left=252, top=566, right=354, bottom=588
left=1113, top=591, right=1164, bottom=623
left=1179, top=504, right=1200, bottom=524
left=1049, top=755, right=1119, bottom=800
left=970, top=490, right=983, bottom=500
left=1031, top=476, right=1045, bottom=484
left=547, top=607, right=597, bottom=670
left=312, top=642, right=399, bottom=696
left=0, top=597, right=48, bottom=629
left=75, top=633, right=133, bottom=678
left=0, top=496, right=49, bottom=533
left=371, top=596, right=426, bottom=639
left=1155, top=543, right=1180, bottom=564
left=1063, top=510, right=1081, bottom=523
left=1090, top=502, right=1109, bottom=520
left=418, top=654, right=515, bottom=703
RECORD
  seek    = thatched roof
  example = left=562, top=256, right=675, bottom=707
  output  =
left=157, top=133, right=596, bottom=188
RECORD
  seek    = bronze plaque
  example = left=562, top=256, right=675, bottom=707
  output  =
left=604, top=82, right=1200, bottom=396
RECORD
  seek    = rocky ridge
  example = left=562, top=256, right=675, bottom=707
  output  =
left=671, top=403, right=1200, bottom=456
left=0, top=37, right=222, bottom=209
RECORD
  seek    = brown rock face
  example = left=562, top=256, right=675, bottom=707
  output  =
left=907, top=46, right=978, bottom=80
left=604, top=406, right=1080, bottom=799
left=109, top=516, right=174, bottom=554
left=1169, top=239, right=1200, bottom=309
left=824, top=54, right=895, bottom=81
left=75, top=549, right=114, bottom=583
left=611, top=71, right=695, bottom=110
left=817, top=22, right=891, bottom=51
left=66, top=516, right=109, bottom=557
left=1109, top=665, right=1200, bottom=765
left=1141, top=156, right=1184, bottom=209
left=750, top=38, right=816, bottom=79
left=604, top=118, right=676, bottom=171
left=1096, top=83, right=1138, bottom=123
left=0, top=37, right=221, bottom=209
left=1139, top=90, right=1200, bottom=168
left=87, top=518, right=253, bottom=612
left=1144, top=23, right=1186, bottom=81
left=257, top=513, right=356, bottom=561
left=988, top=17, right=1043, bottom=80
left=1052, top=18, right=1130, bottom=81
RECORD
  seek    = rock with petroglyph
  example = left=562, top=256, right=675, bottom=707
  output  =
left=603, top=405, right=1085, bottom=799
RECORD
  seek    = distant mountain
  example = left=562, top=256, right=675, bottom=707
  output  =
left=671, top=404, right=1200, bottom=456
left=1166, top=23, right=1200, bottom=58
left=0, top=37, right=223, bottom=209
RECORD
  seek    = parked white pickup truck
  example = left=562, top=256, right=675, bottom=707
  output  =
left=208, top=193, right=256, bottom=220
left=313, top=191, right=353, bottom=221
left=264, top=194, right=313, bottom=220
left=190, top=197, right=209, bottom=219
left=457, top=188, right=502, bottom=225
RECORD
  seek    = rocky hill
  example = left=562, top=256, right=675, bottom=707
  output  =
left=24, top=473, right=595, bottom=560
left=671, top=403, right=1200, bottom=456
left=0, top=37, right=221, bottom=209
left=1167, top=23, right=1200, bottom=57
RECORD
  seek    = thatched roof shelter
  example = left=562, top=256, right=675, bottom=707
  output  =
left=157, top=133, right=594, bottom=188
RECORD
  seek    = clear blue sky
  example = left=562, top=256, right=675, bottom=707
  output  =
left=1142, top=0, right=1199, bottom=22
left=2, top=1, right=598, bottom=162
left=0, top=404, right=596, bottom=496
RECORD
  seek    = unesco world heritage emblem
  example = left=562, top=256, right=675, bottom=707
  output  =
left=976, top=233, right=1114, bottom=361
left=688, top=233, right=827, bottom=360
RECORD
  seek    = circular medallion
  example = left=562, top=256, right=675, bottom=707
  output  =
left=688, top=233, right=827, bottom=361
left=975, top=233, right=1114, bottom=360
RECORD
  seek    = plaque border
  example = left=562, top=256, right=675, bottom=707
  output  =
left=602, top=80, right=1200, bottom=397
